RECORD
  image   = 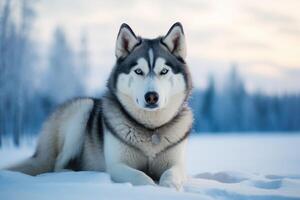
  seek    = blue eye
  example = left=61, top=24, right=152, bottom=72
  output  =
left=160, top=68, right=169, bottom=75
left=134, top=68, right=144, bottom=76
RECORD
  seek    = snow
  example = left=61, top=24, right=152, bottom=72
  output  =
left=1, top=134, right=300, bottom=200
left=187, top=134, right=300, bottom=175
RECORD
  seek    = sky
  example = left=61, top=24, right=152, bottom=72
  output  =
left=32, top=0, right=300, bottom=95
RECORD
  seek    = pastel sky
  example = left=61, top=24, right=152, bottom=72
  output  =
left=33, top=0, right=300, bottom=94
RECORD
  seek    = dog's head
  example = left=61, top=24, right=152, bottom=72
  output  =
left=108, top=23, right=192, bottom=126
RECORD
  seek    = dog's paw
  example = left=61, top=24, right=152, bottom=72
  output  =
left=159, top=170, right=183, bottom=191
left=131, top=171, right=156, bottom=186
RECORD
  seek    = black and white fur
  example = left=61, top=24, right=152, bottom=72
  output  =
left=6, top=22, right=193, bottom=190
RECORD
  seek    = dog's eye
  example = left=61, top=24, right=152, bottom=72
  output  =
left=134, top=68, right=144, bottom=76
left=160, top=68, right=169, bottom=75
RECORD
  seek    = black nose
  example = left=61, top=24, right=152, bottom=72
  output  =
left=145, top=92, right=159, bottom=105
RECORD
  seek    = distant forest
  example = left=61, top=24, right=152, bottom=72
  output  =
left=1, top=1, right=300, bottom=146
left=189, top=69, right=300, bottom=133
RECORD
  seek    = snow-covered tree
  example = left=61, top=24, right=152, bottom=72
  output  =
left=77, top=31, right=89, bottom=81
left=0, top=0, right=37, bottom=146
left=44, top=27, right=84, bottom=104
left=200, top=75, right=217, bottom=131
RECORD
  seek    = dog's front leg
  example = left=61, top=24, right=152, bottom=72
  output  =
left=159, top=165, right=186, bottom=190
left=108, top=163, right=155, bottom=186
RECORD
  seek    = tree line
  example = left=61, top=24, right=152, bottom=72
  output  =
left=0, top=0, right=87, bottom=146
left=190, top=67, right=300, bottom=133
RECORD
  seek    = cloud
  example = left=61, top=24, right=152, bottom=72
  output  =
left=278, top=27, right=300, bottom=36
left=228, top=40, right=270, bottom=50
left=244, top=6, right=298, bottom=24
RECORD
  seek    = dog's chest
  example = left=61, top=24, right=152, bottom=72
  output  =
left=102, top=96, right=193, bottom=159
left=108, top=122, right=170, bottom=159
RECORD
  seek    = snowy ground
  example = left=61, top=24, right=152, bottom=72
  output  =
left=1, top=133, right=300, bottom=200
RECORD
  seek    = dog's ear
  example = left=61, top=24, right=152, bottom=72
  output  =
left=162, top=22, right=186, bottom=59
left=115, top=23, right=140, bottom=59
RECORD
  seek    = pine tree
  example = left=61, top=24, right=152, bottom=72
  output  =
left=44, top=27, right=84, bottom=104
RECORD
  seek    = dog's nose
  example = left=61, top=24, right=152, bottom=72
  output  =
left=145, top=92, right=159, bottom=105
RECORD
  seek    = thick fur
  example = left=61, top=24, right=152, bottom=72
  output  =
left=6, top=22, right=193, bottom=189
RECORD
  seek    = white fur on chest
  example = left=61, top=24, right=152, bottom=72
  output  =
left=104, top=127, right=187, bottom=177
left=102, top=98, right=192, bottom=159
left=102, top=96, right=192, bottom=176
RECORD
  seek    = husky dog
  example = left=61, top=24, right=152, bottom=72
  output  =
left=7, top=22, right=193, bottom=189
